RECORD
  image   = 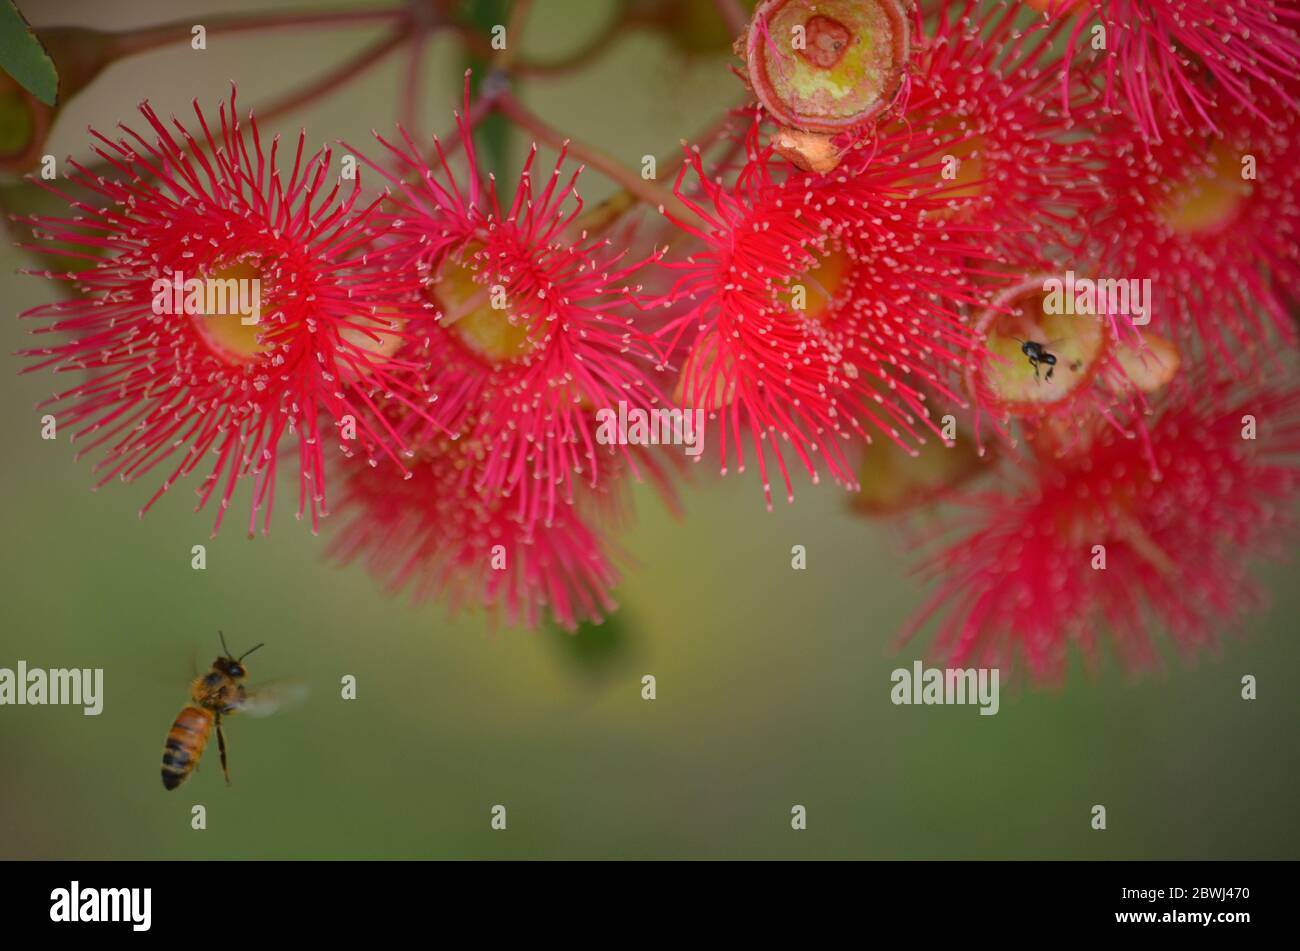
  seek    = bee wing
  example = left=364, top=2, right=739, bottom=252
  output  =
left=233, top=680, right=308, bottom=718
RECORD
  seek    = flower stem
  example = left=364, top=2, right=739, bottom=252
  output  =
left=446, top=6, right=644, bottom=78
left=76, top=27, right=408, bottom=180
left=495, top=92, right=696, bottom=225
left=259, top=29, right=408, bottom=123
left=400, top=31, right=430, bottom=136
left=574, top=105, right=747, bottom=236
left=104, top=6, right=409, bottom=59
left=513, top=9, right=645, bottom=77
left=496, top=0, right=535, bottom=72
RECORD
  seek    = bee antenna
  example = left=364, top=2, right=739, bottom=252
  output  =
left=238, top=642, right=265, bottom=662
left=218, top=630, right=232, bottom=658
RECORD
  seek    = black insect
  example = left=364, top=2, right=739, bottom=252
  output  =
left=1014, top=337, right=1058, bottom=382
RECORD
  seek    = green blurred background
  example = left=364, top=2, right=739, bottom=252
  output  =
left=2, top=0, right=1297, bottom=860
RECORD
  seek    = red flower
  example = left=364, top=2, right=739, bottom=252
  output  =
left=898, top=0, right=1108, bottom=261
left=659, top=123, right=998, bottom=508
left=327, top=435, right=626, bottom=631
left=363, top=110, right=668, bottom=535
left=1085, top=91, right=1300, bottom=370
left=18, top=89, right=433, bottom=535
left=1047, top=0, right=1300, bottom=142
left=902, top=378, right=1300, bottom=682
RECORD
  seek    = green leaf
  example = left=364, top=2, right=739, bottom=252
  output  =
left=0, top=1, right=57, bottom=106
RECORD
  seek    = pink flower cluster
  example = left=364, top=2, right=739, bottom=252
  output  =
left=15, top=0, right=1300, bottom=678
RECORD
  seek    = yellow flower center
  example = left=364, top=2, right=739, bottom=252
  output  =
left=1157, top=141, right=1251, bottom=235
left=932, top=117, right=986, bottom=207
left=339, top=308, right=406, bottom=385
left=883, top=113, right=986, bottom=216
left=190, top=261, right=274, bottom=363
left=430, top=246, right=536, bottom=363
left=977, top=278, right=1106, bottom=409
left=787, top=246, right=852, bottom=321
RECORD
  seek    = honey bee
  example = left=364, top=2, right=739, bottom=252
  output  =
left=161, top=633, right=301, bottom=791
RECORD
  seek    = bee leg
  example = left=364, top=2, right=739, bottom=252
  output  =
left=216, top=715, right=231, bottom=786
left=1046, top=365, right=1054, bottom=382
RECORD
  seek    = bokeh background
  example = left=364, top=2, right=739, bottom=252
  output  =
left=2, top=0, right=1297, bottom=860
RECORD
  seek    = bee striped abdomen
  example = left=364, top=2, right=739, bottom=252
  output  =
left=161, top=705, right=213, bottom=791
